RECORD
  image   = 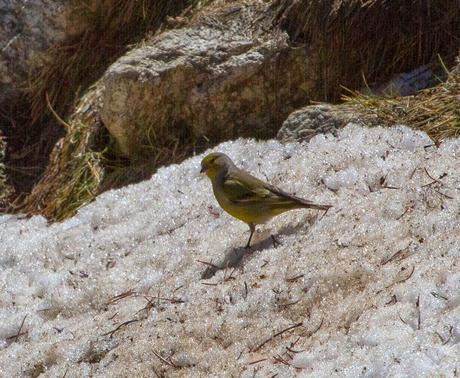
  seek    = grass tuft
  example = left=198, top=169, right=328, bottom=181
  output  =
left=344, top=57, right=460, bottom=141
left=4, top=1, right=201, bottom=219
left=274, top=0, right=460, bottom=102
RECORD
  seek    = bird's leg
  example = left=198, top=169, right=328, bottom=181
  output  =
left=245, top=224, right=256, bottom=249
left=271, top=235, right=281, bottom=247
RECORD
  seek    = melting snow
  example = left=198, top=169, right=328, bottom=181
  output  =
left=1, top=124, right=460, bottom=376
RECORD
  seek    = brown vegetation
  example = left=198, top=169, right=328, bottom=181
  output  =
left=3, top=0, right=460, bottom=221
left=273, top=0, right=460, bottom=101
left=345, top=56, right=460, bottom=142
left=2, top=0, right=195, bottom=195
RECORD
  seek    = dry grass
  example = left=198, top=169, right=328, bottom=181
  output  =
left=3, top=1, right=196, bottom=198
left=13, top=86, right=107, bottom=221
left=10, top=0, right=460, bottom=220
left=16, top=82, right=208, bottom=221
left=4, top=0, right=200, bottom=219
left=344, top=58, right=460, bottom=142
left=0, top=133, right=13, bottom=212
left=273, top=0, right=460, bottom=102
left=26, top=0, right=193, bottom=124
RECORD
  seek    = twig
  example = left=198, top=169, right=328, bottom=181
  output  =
left=136, top=296, right=155, bottom=316
left=376, top=266, right=415, bottom=294
left=173, top=285, right=184, bottom=293
left=273, top=354, right=290, bottom=366
left=159, top=215, right=200, bottom=236
left=398, top=313, right=407, bottom=324
left=7, top=315, right=28, bottom=342
left=286, top=346, right=305, bottom=354
left=152, top=350, right=178, bottom=368
left=15, top=315, right=27, bottom=342
left=385, top=294, right=397, bottom=305
left=261, top=260, right=269, bottom=268
left=382, top=184, right=400, bottom=190
left=196, top=260, right=218, bottom=269
left=108, top=289, right=136, bottom=304
left=305, top=318, right=323, bottom=337
left=251, top=322, right=303, bottom=352
left=436, top=325, right=454, bottom=345
left=416, top=295, right=421, bottom=330
left=381, top=243, right=412, bottom=265
left=395, top=266, right=415, bottom=284
left=144, top=296, right=186, bottom=304
left=318, top=207, right=330, bottom=221
left=46, top=92, right=70, bottom=130
left=421, top=180, right=437, bottom=188
left=430, top=292, right=448, bottom=300
left=248, top=358, right=267, bottom=365
left=396, top=207, right=410, bottom=220
left=288, top=336, right=301, bottom=348
left=286, top=274, right=304, bottom=283
left=278, top=299, right=300, bottom=308
left=423, top=167, right=445, bottom=185
left=224, top=267, right=237, bottom=281
left=102, top=319, right=139, bottom=338
left=433, top=188, right=454, bottom=199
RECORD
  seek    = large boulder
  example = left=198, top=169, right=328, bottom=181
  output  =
left=1, top=0, right=194, bottom=210
left=0, top=0, right=84, bottom=104
left=101, top=2, right=310, bottom=157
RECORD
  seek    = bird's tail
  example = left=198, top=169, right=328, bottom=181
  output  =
left=294, top=197, right=331, bottom=211
left=268, top=186, right=332, bottom=213
left=269, top=195, right=331, bottom=215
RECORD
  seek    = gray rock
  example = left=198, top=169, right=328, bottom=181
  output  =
left=371, top=65, right=443, bottom=97
left=277, top=103, right=361, bottom=143
left=101, top=3, right=310, bottom=157
left=0, top=0, right=82, bottom=103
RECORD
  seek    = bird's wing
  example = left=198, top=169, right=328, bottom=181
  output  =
left=222, top=169, right=286, bottom=204
left=222, top=168, right=331, bottom=211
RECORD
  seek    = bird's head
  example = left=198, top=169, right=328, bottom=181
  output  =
left=200, top=152, right=234, bottom=179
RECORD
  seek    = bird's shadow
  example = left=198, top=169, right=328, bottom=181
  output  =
left=201, top=222, right=307, bottom=280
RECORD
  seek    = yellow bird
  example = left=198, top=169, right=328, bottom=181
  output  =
left=200, top=152, right=331, bottom=248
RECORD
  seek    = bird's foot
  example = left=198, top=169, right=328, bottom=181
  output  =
left=271, top=235, right=281, bottom=247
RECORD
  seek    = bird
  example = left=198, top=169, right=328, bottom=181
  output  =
left=200, top=152, right=331, bottom=248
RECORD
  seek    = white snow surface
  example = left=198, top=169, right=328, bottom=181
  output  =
left=1, top=124, right=460, bottom=377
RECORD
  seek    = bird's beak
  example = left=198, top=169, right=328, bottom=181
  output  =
left=200, top=166, right=206, bottom=174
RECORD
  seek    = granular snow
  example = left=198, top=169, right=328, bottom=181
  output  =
left=1, top=124, right=460, bottom=377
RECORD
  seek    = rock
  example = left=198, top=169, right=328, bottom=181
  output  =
left=0, top=0, right=82, bottom=103
left=277, top=103, right=362, bottom=143
left=371, top=65, right=443, bottom=96
left=101, top=3, right=310, bottom=157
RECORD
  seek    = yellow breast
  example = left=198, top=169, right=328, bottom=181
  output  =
left=212, top=183, right=275, bottom=225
